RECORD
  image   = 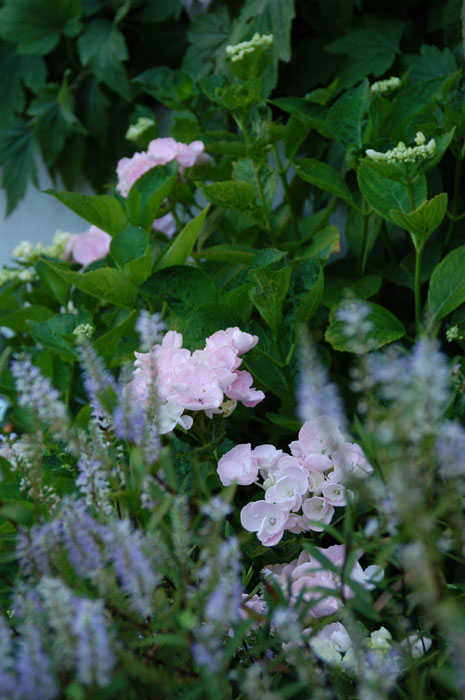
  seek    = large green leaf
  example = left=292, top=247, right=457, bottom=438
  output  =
left=389, top=193, right=448, bottom=251
left=78, top=18, right=130, bottom=100
left=288, top=259, right=324, bottom=327
left=28, top=311, right=91, bottom=361
left=42, top=260, right=137, bottom=308
left=358, top=161, right=427, bottom=222
left=249, top=266, right=292, bottom=337
left=200, top=181, right=255, bottom=212
left=140, top=266, right=216, bottom=317
left=94, top=310, right=137, bottom=364
left=326, top=18, right=404, bottom=88
left=126, top=162, right=177, bottom=231
left=155, top=206, right=210, bottom=271
left=183, top=6, right=231, bottom=76
left=270, top=98, right=330, bottom=138
left=182, top=303, right=242, bottom=350
left=326, top=81, right=371, bottom=150
left=427, top=245, right=465, bottom=322
left=295, top=158, right=354, bottom=207
left=0, top=44, right=46, bottom=121
left=406, top=44, right=457, bottom=81
left=110, top=225, right=152, bottom=285
left=0, top=0, right=82, bottom=55
left=0, top=117, right=37, bottom=214
left=46, top=191, right=127, bottom=236
left=390, top=75, right=457, bottom=139
left=325, top=301, right=405, bottom=352
left=0, top=305, right=53, bottom=333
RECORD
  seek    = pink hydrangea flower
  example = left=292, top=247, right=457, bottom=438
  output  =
left=301, top=496, right=335, bottom=532
left=153, top=212, right=176, bottom=238
left=65, top=225, right=111, bottom=267
left=224, top=369, right=265, bottom=407
left=217, top=443, right=258, bottom=486
left=240, top=501, right=287, bottom=546
left=290, top=416, right=345, bottom=458
left=332, top=442, right=374, bottom=480
left=116, top=152, right=156, bottom=197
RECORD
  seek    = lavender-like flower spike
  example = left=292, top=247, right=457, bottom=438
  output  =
left=104, top=520, right=159, bottom=618
left=76, top=336, right=118, bottom=417
left=59, top=498, right=105, bottom=580
left=10, top=356, right=69, bottom=440
left=136, top=310, right=166, bottom=352
left=76, top=454, right=113, bottom=516
left=36, top=578, right=76, bottom=669
left=72, top=598, right=115, bottom=687
left=297, top=333, right=347, bottom=431
left=14, top=620, right=58, bottom=700
left=16, top=522, right=59, bottom=577
left=435, top=421, right=465, bottom=478
left=0, top=614, right=16, bottom=698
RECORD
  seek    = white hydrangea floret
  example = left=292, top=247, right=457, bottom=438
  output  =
left=365, top=132, right=436, bottom=165
left=370, top=76, right=401, bottom=95
left=225, top=32, right=273, bottom=62
left=126, top=117, right=156, bottom=142
left=73, top=324, right=95, bottom=338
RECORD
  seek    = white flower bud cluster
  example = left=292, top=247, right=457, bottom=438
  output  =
left=73, top=324, right=95, bottom=338
left=125, top=117, right=155, bottom=142
left=225, top=32, right=273, bottom=62
left=365, top=132, right=436, bottom=164
left=0, top=267, right=36, bottom=286
left=12, top=230, right=71, bottom=264
left=370, top=76, right=401, bottom=95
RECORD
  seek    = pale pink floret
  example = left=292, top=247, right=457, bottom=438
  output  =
left=116, top=152, right=156, bottom=197
left=264, top=468, right=308, bottom=513
left=332, top=442, right=373, bottom=480
left=301, top=496, right=335, bottom=532
left=147, top=137, right=179, bottom=165
left=168, top=363, right=224, bottom=410
left=65, top=225, right=111, bottom=267
left=294, top=416, right=345, bottom=457
left=153, top=212, right=176, bottom=238
left=240, top=501, right=287, bottom=546
left=252, top=444, right=283, bottom=476
left=206, top=327, right=259, bottom=355
left=321, top=480, right=346, bottom=506
left=217, top=443, right=258, bottom=486
left=225, top=370, right=265, bottom=407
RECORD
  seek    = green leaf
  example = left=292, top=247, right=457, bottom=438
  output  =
left=45, top=191, right=127, bottom=236
left=191, top=244, right=254, bottom=264
left=326, top=18, right=404, bottom=88
left=427, top=245, right=465, bottom=322
left=35, top=259, right=70, bottom=305
left=406, top=44, right=458, bottom=81
left=389, top=193, right=448, bottom=251
left=270, top=97, right=331, bottom=138
left=42, top=260, right=137, bottom=308
left=141, top=266, right=216, bottom=317
left=28, top=312, right=91, bottom=360
left=200, top=181, right=255, bottom=212
left=134, top=67, right=198, bottom=111
left=300, top=225, right=340, bottom=260
left=0, top=117, right=37, bottom=214
left=78, top=18, right=131, bottom=100
left=288, top=259, right=324, bottom=327
left=0, top=305, right=53, bottom=333
left=155, top=206, right=210, bottom=271
left=249, top=266, right=292, bottom=337
left=294, top=158, right=354, bottom=207
left=358, top=161, right=427, bottom=222
left=323, top=275, right=381, bottom=309
left=0, top=44, right=46, bottom=121
left=110, top=225, right=151, bottom=285
left=183, top=6, right=231, bottom=76
left=326, top=81, right=371, bottom=150
left=94, top=310, right=137, bottom=364
left=182, top=304, right=242, bottom=350
left=390, top=75, right=457, bottom=139
left=0, top=0, right=82, bottom=55
left=126, top=162, right=177, bottom=231
left=325, top=301, right=405, bottom=352
left=28, top=81, right=85, bottom=165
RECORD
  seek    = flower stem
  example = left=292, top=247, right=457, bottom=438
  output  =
left=414, top=243, right=424, bottom=332
left=357, top=198, right=370, bottom=277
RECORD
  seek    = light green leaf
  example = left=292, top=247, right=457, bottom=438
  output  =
left=295, top=158, right=354, bottom=207
left=249, top=266, right=292, bottom=337
left=42, top=260, right=137, bottom=308
left=325, top=301, right=405, bottom=352
left=45, top=191, right=127, bottom=236
left=0, top=0, right=82, bottom=55
left=427, top=245, right=465, bottom=321
left=155, top=206, right=210, bottom=271
left=327, top=81, right=371, bottom=150
left=78, top=18, right=131, bottom=100
left=389, top=193, right=448, bottom=251
left=358, top=161, right=427, bottom=222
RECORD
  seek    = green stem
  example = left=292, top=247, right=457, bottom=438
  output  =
left=414, top=243, right=424, bottom=332
left=273, top=144, right=300, bottom=238
left=357, top=198, right=370, bottom=277
left=444, top=155, right=462, bottom=250
left=405, top=164, right=416, bottom=211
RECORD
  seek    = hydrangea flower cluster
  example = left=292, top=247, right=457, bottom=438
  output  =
left=12, top=230, right=71, bottom=263
left=116, top=137, right=210, bottom=197
left=65, top=225, right=111, bottom=267
left=370, top=76, right=401, bottom=95
left=125, top=327, right=265, bottom=434
left=217, top=416, right=373, bottom=546
left=365, top=132, right=436, bottom=164
left=225, top=32, right=274, bottom=62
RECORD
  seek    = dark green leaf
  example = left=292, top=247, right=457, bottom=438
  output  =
left=295, top=158, right=354, bottom=207
left=389, top=193, right=448, bottom=251
left=249, top=266, right=292, bottom=337
left=358, top=161, right=427, bottom=222
left=0, top=0, right=82, bottom=55
left=155, top=206, right=210, bottom=271
left=110, top=225, right=152, bottom=285
left=94, top=310, right=137, bottom=364
left=134, top=67, right=198, bottom=111
left=182, top=304, right=242, bottom=349
left=323, top=275, right=381, bottom=309
left=141, top=266, right=216, bottom=317
left=78, top=18, right=131, bottom=100
left=427, top=245, right=465, bottom=322
left=390, top=75, right=457, bottom=139
left=327, top=81, right=371, bottom=150
left=0, top=117, right=37, bottom=214
left=325, top=301, right=405, bottom=352
left=0, top=44, right=46, bottom=121
left=288, top=259, right=324, bottom=327
left=126, top=162, right=177, bottom=231
left=0, top=305, right=53, bottom=332
left=406, top=44, right=457, bottom=81
left=270, top=97, right=330, bottom=138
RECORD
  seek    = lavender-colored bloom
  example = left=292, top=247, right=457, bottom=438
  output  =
left=104, top=520, right=158, bottom=618
left=336, top=300, right=374, bottom=354
left=72, top=598, right=115, bottom=687
left=36, top=578, right=76, bottom=668
left=0, top=614, right=16, bottom=699
left=136, top=310, right=166, bottom=352
left=297, top=336, right=346, bottom=430
left=11, top=357, right=69, bottom=439
left=435, top=421, right=465, bottom=478
left=76, top=455, right=112, bottom=516
left=16, top=522, right=59, bottom=577
left=113, top=372, right=161, bottom=463
left=201, top=497, right=232, bottom=522
left=59, top=498, right=105, bottom=579
left=76, top=336, right=117, bottom=417
left=15, top=621, right=58, bottom=700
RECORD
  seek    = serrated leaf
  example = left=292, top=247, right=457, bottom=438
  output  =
left=390, top=75, right=457, bottom=139
left=327, top=81, right=371, bottom=150
left=78, top=18, right=131, bottom=100
left=155, top=206, right=210, bottom=271
left=183, top=5, right=231, bottom=76
left=427, top=245, right=465, bottom=322
left=45, top=190, right=127, bottom=236
left=358, top=161, right=427, bottom=222
left=271, top=97, right=331, bottom=138
left=0, top=44, right=46, bottom=121
left=200, top=181, right=257, bottom=214
left=0, top=117, right=37, bottom=214
left=389, top=193, right=448, bottom=251
left=288, top=259, right=324, bottom=327
left=326, top=18, right=404, bottom=88
left=0, top=0, right=82, bottom=55
left=140, top=266, right=216, bottom=317
left=325, top=301, right=405, bottom=352
left=295, top=158, right=354, bottom=207
left=134, top=67, right=198, bottom=111
left=41, top=260, right=137, bottom=308
left=94, top=310, right=137, bottom=364
left=406, top=44, right=458, bottom=81
left=249, top=266, right=292, bottom=337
